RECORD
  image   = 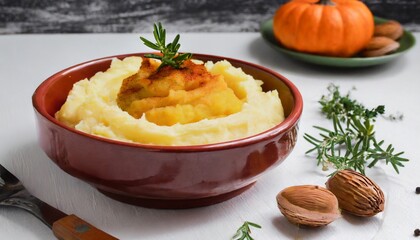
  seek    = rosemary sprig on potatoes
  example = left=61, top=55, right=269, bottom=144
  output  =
left=140, top=22, right=192, bottom=70
left=304, top=84, right=409, bottom=175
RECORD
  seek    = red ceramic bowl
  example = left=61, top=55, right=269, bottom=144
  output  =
left=32, top=53, right=303, bottom=209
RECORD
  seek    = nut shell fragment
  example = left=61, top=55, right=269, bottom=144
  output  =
left=276, top=185, right=341, bottom=227
left=326, top=169, right=385, bottom=217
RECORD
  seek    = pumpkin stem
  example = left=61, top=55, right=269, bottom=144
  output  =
left=317, top=0, right=335, bottom=6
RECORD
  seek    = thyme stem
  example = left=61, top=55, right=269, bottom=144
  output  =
left=304, top=84, right=408, bottom=175
left=231, top=221, right=261, bottom=240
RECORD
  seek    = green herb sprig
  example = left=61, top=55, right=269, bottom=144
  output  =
left=140, top=22, right=192, bottom=70
left=231, top=221, right=261, bottom=240
left=304, top=84, right=408, bottom=175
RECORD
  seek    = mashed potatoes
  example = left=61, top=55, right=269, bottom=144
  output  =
left=55, top=56, right=285, bottom=146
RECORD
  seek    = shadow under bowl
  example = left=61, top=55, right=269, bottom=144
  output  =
left=32, top=53, right=303, bottom=209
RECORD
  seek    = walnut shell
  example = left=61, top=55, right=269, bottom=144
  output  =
left=276, top=185, right=341, bottom=227
left=326, top=169, right=385, bottom=217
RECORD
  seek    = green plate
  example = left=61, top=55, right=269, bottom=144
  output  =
left=260, top=17, right=416, bottom=67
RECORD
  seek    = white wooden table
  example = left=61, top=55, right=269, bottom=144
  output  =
left=0, top=32, right=419, bottom=239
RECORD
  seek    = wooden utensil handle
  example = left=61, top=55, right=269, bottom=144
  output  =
left=52, top=214, right=118, bottom=240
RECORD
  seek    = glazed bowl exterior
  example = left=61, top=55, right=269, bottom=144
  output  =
left=32, top=53, right=303, bottom=209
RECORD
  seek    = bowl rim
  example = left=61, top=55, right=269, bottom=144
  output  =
left=32, top=52, right=303, bottom=151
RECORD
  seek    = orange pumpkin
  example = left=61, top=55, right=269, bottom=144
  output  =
left=273, top=0, right=374, bottom=57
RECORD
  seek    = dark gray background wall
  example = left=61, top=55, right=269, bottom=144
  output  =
left=1, top=0, right=419, bottom=34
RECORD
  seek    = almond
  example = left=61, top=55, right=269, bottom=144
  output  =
left=326, top=169, right=385, bottom=217
left=362, top=37, right=400, bottom=57
left=374, top=20, right=404, bottom=40
left=276, top=185, right=341, bottom=227
left=364, top=36, right=396, bottom=50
